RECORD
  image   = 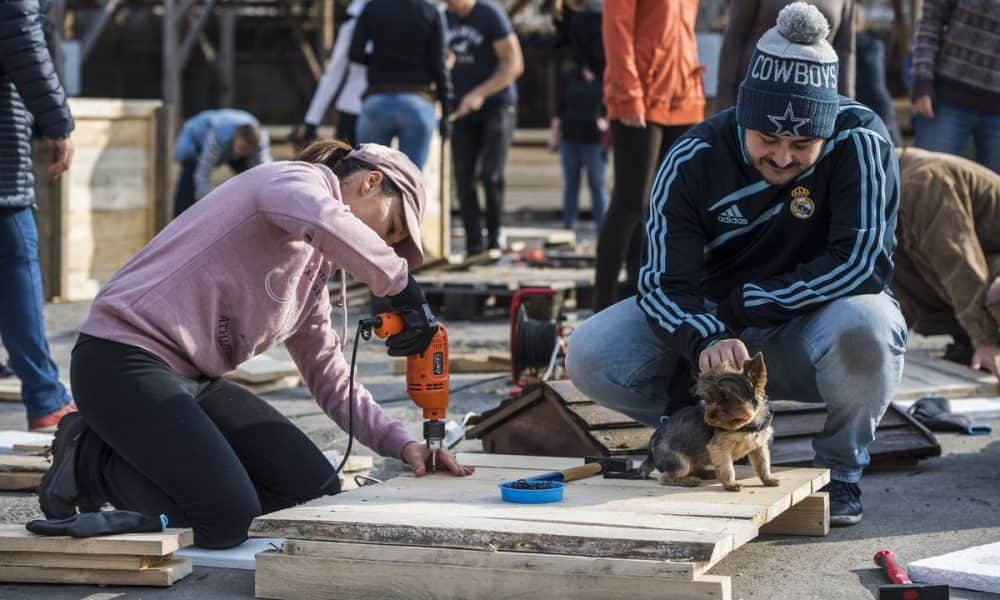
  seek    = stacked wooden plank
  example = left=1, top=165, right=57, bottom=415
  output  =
left=250, top=453, right=830, bottom=600
left=0, top=454, right=49, bottom=492
left=225, top=353, right=301, bottom=395
left=0, top=524, right=194, bottom=586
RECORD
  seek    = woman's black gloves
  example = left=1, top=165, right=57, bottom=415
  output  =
left=386, top=275, right=438, bottom=357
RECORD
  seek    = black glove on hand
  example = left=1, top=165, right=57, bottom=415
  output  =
left=386, top=275, right=438, bottom=357
left=27, top=510, right=166, bottom=538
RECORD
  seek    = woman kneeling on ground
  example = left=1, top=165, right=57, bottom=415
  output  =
left=39, top=140, right=473, bottom=548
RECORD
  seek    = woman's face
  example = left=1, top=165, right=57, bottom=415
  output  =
left=341, top=170, right=408, bottom=246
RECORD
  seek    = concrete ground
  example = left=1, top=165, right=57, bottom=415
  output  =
left=2, top=295, right=999, bottom=599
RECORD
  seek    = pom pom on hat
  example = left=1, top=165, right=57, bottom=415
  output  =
left=776, top=2, right=831, bottom=44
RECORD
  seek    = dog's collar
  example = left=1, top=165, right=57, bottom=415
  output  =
left=735, top=409, right=773, bottom=433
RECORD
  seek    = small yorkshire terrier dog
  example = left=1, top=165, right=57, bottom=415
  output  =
left=640, top=353, right=778, bottom=492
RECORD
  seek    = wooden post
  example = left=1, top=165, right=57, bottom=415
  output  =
left=318, top=0, right=335, bottom=59
left=219, top=7, right=237, bottom=107
left=759, top=493, right=829, bottom=537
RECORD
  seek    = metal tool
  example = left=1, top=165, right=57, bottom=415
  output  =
left=524, top=457, right=635, bottom=484
left=586, top=456, right=645, bottom=479
left=874, top=550, right=950, bottom=600
left=373, top=313, right=449, bottom=472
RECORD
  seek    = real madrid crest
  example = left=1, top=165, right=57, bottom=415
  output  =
left=789, top=186, right=815, bottom=220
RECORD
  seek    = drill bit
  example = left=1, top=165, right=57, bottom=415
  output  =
left=431, top=447, right=438, bottom=473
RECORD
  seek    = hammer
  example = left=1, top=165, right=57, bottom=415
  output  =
left=522, top=457, right=633, bottom=484
left=874, top=550, right=949, bottom=599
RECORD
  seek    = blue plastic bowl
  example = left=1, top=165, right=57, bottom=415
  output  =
left=498, top=480, right=566, bottom=504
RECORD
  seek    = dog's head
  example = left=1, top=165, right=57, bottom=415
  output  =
left=695, top=353, right=768, bottom=431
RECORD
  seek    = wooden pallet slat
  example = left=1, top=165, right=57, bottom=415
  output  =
left=0, top=524, right=193, bottom=556
left=0, top=557, right=191, bottom=587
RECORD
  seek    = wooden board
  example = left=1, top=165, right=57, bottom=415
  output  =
left=0, top=454, right=49, bottom=473
left=0, top=524, right=192, bottom=556
left=256, top=551, right=731, bottom=600
left=896, top=351, right=998, bottom=400
left=759, top=493, right=829, bottom=536
left=0, top=557, right=192, bottom=587
left=0, top=551, right=165, bottom=570
left=0, top=472, right=44, bottom=491
left=0, top=431, right=54, bottom=452
left=235, top=375, right=301, bottom=395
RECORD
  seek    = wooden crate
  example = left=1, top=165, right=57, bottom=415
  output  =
left=251, top=454, right=829, bottom=600
left=34, top=98, right=168, bottom=301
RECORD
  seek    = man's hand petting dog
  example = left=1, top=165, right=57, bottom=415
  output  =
left=699, top=338, right=750, bottom=373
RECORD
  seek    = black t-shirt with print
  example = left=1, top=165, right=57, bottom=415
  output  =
left=446, top=0, right=517, bottom=108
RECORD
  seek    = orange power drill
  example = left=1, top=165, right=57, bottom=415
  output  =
left=372, top=313, right=449, bottom=472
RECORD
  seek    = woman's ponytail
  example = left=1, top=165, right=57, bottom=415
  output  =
left=296, top=138, right=353, bottom=170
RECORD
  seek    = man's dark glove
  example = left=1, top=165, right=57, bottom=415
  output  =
left=908, top=395, right=992, bottom=435
left=27, top=510, right=166, bottom=538
left=386, top=275, right=438, bottom=357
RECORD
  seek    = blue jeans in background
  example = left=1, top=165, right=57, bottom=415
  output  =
left=0, top=207, right=71, bottom=419
left=559, top=139, right=607, bottom=229
left=356, top=94, right=437, bottom=169
left=914, top=99, right=1000, bottom=173
left=566, top=293, right=907, bottom=483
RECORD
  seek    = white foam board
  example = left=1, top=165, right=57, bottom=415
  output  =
left=909, top=541, right=1000, bottom=594
left=175, top=537, right=284, bottom=570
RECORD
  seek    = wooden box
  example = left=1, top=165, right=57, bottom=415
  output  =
left=34, top=98, right=169, bottom=301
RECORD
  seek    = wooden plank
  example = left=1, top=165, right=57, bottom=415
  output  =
left=759, top=493, right=829, bottom=536
left=590, top=426, right=653, bottom=454
left=235, top=375, right=302, bottom=395
left=255, top=551, right=731, bottom=600
left=0, top=454, right=49, bottom=472
left=0, top=551, right=164, bottom=570
left=0, top=557, right=191, bottom=587
left=772, top=405, right=909, bottom=438
left=0, top=472, right=43, bottom=491
left=0, top=524, right=192, bottom=556
left=465, top=388, right=544, bottom=439
left=285, top=539, right=707, bottom=579
left=564, top=403, right=639, bottom=429
left=0, top=431, right=54, bottom=453
left=251, top=508, right=731, bottom=562
left=546, top=379, right=604, bottom=405
left=772, top=426, right=940, bottom=465
left=456, top=453, right=584, bottom=470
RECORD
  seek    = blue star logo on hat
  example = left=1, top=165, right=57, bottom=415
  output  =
left=767, top=102, right=812, bottom=136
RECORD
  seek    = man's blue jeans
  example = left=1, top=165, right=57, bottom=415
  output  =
left=356, top=93, right=437, bottom=169
left=914, top=99, right=1000, bottom=173
left=0, top=207, right=71, bottom=419
left=566, top=293, right=907, bottom=483
left=559, top=139, right=607, bottom=229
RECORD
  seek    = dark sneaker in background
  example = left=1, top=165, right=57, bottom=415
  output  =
left=822, top=479, right=863, bottom=526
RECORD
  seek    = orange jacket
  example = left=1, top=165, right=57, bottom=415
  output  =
left=602, top=0, right=704, bottom=126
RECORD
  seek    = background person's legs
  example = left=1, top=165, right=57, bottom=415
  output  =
left=452, top=111, right=485, bottom=253
left=580, top=141, right=608, bottom=227
left=479, top=104, right=516, bottom=250
left=559, top=139, right=583, bottom=229
left=335, top=111, right=359, bottom=146
left=172, top=161, right=198, bottom=218
left=972, top=108, right=1000, bottom=174
left=356, top=94, right=401, bottom=148
left=914, top=100, right=975, bottom=158
left=566, top=297, right=697, bottom=427
left=741, top=293, right=907, bottom=483
left=0, top=207, right=71, bottom=421
left=394, top=94, right=437, bottom=169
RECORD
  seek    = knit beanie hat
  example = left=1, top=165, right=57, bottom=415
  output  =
left=736, top=2, right=839, bottom=139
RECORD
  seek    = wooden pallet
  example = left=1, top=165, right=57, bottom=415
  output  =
left=0, top=524, right=193, bottom=587
left=0, top=454, right=49, bottom=491
left=251, top=454, right=829, bottom=600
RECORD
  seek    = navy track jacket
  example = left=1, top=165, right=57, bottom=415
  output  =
left=637, top=100, right=899, bottom=367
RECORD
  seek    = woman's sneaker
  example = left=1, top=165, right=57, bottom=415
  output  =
left=822, top=480, right=863, bottom=526
left=38, top=412, right=94, bottom=519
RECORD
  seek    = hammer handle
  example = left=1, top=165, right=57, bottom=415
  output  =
left=561, top=462, right=603, bottom=482
left=874, top=550, right=912, bottom=585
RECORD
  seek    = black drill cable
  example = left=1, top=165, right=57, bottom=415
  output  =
left=319, top=322, right=366, bottom=493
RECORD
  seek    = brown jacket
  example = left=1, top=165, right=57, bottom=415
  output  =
left=602, top=0, right=704, bottom=125
left=715, top=0, right=855, bottom=112
left=892, top=148, right=1000, bottom=348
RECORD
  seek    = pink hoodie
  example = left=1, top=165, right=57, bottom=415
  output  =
left=80, top=161, right=414, bottom=459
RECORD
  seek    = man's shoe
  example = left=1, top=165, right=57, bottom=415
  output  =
left=38, top=412, right=89, bottom=519
left=28, top=402, right=78, bottom=433
left=822, top=480, right=863, bottom=526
